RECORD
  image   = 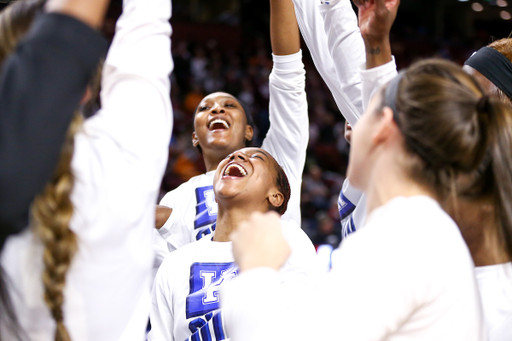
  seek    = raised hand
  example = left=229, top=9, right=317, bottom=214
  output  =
left=353, top=0, right=400, bottom=43
left=230, top=212, right=291, bottom=272
left=352, top=0, right=400, bottom=68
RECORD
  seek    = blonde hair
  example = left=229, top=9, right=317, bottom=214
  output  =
left=0, top=1, right=84, bottom=340
left=31, top=113, right=82, bottom=341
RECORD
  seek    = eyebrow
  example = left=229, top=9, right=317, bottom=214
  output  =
left=253, top=149, right=270, bottom=160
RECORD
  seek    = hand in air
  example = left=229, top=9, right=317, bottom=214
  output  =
left=230, top=212, right=291, bottom=272
left=352, top=0, right=400, bottom=44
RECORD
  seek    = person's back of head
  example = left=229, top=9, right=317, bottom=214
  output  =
left=388, top=58, right=512, bottom=262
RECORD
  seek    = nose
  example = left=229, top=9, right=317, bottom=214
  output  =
left=229, top=150, right=247, bottom=162
left=210, top=102, right=225, bottom=114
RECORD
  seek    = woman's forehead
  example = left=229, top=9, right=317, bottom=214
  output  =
left=201, top=92, right=238, bottom=104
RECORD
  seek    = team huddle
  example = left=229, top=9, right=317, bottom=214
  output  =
left=0, top=0, right=511, bottom=340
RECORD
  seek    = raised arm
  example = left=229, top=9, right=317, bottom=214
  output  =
left=270, top=0, right=301, bottom=55
left=261, top=0, right=308, bottom=226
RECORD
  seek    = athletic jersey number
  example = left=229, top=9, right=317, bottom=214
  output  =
left=195, top=186, right=218, bottom=229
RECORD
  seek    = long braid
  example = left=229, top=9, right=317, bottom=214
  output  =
left=31, top=114, right=82, bottom=341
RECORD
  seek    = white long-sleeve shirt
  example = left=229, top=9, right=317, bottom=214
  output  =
left=0, top=0, right=173, bottom=339
left=149, top=220, right=318, bottom=341
left=222, top=196, right=485, bottom=341
left=292, top=0, right=365, bottom=126
left=155, top=51, right=307, bottom=256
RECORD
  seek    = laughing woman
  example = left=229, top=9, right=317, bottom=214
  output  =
left=149, top=148, right=317, bottom=341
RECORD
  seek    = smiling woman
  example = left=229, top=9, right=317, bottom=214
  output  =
left=149, top=148, right=316, bottom=341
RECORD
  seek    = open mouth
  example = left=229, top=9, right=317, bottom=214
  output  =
left=223, top=162, right=248, bottom=177
left=209, top=118, right=230, bottom=130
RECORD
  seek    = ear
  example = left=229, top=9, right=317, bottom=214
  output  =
left=268, top=191, right=284, bottom=210
left=372, top=107, right=399, bottom=146
left=192, top=131, right=199, bottom=147
left=245, top=125, right=254, bottom=142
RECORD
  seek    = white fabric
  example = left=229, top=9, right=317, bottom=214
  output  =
left=475, top=262, right=512, bottom=341
left=223, top=196, right=485, bottom=341
left=292, top=0, right=365, bottom=126
left=338, top=59, right=398, bottom=241
left=155, top=51, right=308, bottom=261
left=149, top=220, right=318, bottom=341
left=0, top=0, right=173, bottom=339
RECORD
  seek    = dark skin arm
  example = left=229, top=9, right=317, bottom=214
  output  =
left=352, top=0, right=400, bottom=69
left=270, top=0, right=301, bottom=56
left=155, top=205, right=173, bottom=229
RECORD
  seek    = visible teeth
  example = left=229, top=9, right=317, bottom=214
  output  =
left=224, top=164, right=247, bottom=176
left=209, top=119, right=229, bottom=129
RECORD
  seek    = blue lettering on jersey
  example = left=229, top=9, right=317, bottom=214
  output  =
left=195, top=186, right=218, bottom=229
left=338, top=191, right=356, bottom=221
left=187, top=310, right=226, bottom=341
left=186, top=263, right=238, bottom=319
left=195, top=224, right=216, bottom=241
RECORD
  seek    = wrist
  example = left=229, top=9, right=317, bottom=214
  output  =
left=363, top=39, right=392, bottom=70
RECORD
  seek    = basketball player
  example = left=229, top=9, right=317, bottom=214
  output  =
left=1, top=0, right=172, bottom=339
left=153, top=0, right=309, bottom=264
left=149, top=148, right=317, bottom=341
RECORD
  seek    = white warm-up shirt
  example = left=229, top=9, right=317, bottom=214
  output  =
left=222, top=196, right=485, bottom=341
left=338, top=59, right=398, bottom=240
left=156, top=51, right=308, bottom=255
left=292, top=0, right=364, bottom=126
left=475, top=262, right=512, bottom=341
left=149, top=220, right=318, bottom=341
left=0, top=0, right=173, bottom=339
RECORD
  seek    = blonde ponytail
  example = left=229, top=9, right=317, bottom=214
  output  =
left=32, top=113, right=82, bottom=341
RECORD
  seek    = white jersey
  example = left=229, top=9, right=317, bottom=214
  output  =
left=475, top=262, right=512, bottom=341
left=156, top=51, right=308, bottom=257
left=222, top=196, right=485, bottom=341
left=0, top=0, right=173, bottom=339
left=149, top=219, right=318, bottom=341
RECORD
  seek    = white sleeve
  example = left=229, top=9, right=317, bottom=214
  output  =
left=73, top=0, right=173, bottom=220
left=149, top=257, right=176, bottom=341
left=292, top=0, right=364, bottom=126
left=360, top=57, right=398, bottom=111
left=261, top=51, right=308, bottom=226
left=318, top=0, right=365, bottom=125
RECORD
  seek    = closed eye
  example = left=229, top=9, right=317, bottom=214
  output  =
left=251, top=154, right=264, bottom=161
left=198, top=106, right=208, bottom=112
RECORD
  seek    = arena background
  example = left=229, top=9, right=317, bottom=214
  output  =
left=1, top=0, right=510, bottom=246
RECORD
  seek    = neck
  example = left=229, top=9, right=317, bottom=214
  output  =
left=203, top=155, right=222, bottom=172
left=365, top=157, right=435, bottom=217
left=213, top=203, right=268, bottom=242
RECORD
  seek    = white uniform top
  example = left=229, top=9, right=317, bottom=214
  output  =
left=292, top=0, right=365, bottom=126
left=149, top=220, right=318, bottom=341
left=338, top=59, right=398, bottom=240
left=156, top=51, right=308, bottom=255
left=475, top=262, right=512, bottom=341
left=222, top=196, right=485, bottom=341
left=0, top=0, right=173, bottom=339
